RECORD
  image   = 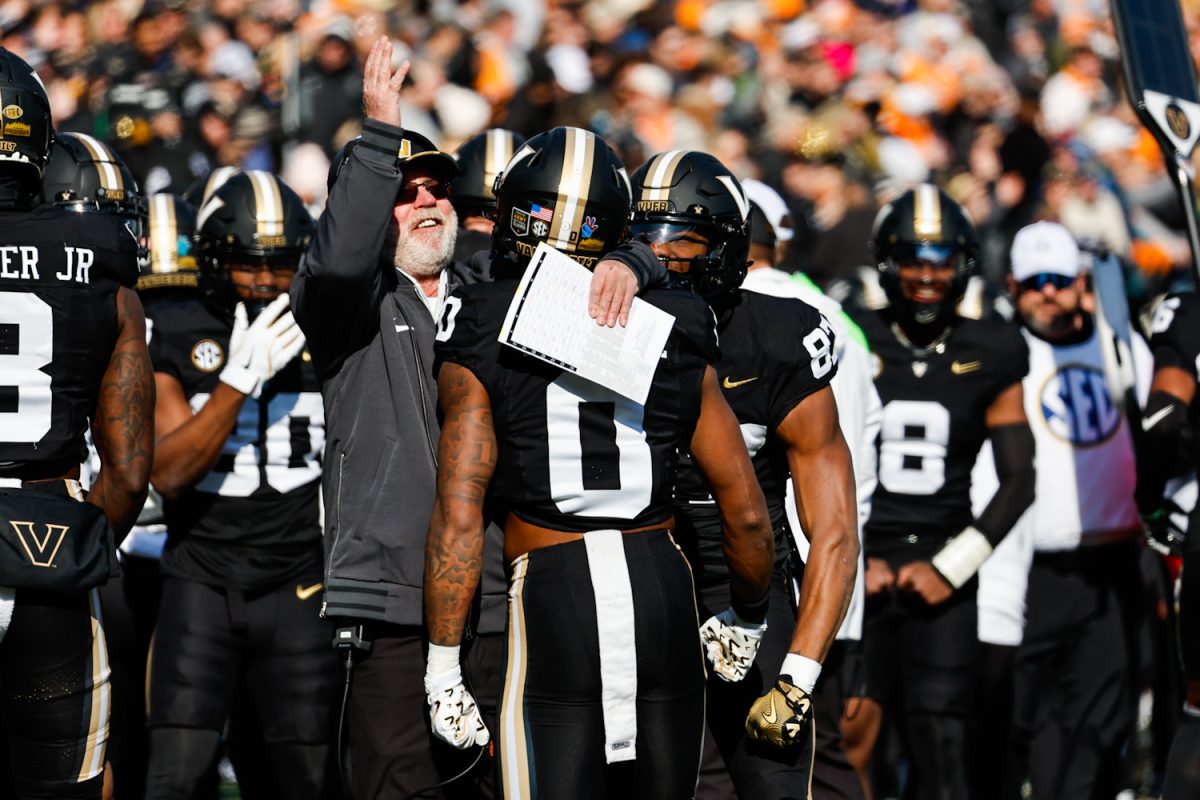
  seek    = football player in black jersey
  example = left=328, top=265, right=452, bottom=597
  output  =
left=847, top=185, right=1034, bottom=800
left=42, top=134, right=160, bottom=800
left=0, top=48, right=153, bottom=800
left=144, top=171, right=337, bottom=798
left=629, top=151, right=858, bottom=798
left=450, top=128, right=525, bottom=263
left=425, top=127, right=775, bottom=799
left=1139, top=293, right=1200, bottom=797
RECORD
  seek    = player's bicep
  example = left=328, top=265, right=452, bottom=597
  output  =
left=435, top=362, right=498, bottom=522
left=984, top=381, right=1027, bottom=429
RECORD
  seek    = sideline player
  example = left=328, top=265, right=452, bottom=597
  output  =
left=0, top=47, right=153, bottom=799
left=424, top=127, right=776, bottom=798
left=144, top=171, right=336, bottom=798
left=847, top=185, right=1035, bottom=799
left=630, top=151, right=858, bottom=798
left=449, top=128, right=525, bottom=262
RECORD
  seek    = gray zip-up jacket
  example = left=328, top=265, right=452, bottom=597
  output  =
left=291, top=119, right=663, bottom=630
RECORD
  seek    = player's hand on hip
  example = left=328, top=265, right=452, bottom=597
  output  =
left=896, top=560, right=953, bottom=605
left=745, top=676, right=814, bottom=749
left=589, top=258, right=638, bottom=327
left=865, top=557, right=896, bottom=597
left=219, top=295, right=305, bottom=397
left=700, top=606, right=767, bottom=683
left=362, top=36, right=409, bottom=128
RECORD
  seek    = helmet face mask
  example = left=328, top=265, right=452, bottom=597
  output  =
left=196, top=171, right=314, bottom=319
left=492, top=127, right=632, bottom=274
left=42, top=132, right=149, bottom=267
left=629, top=151, right=750, bottom=304
left=871, top=183, right=978, bottom=331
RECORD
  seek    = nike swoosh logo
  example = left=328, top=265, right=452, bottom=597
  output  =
left=295, top=582, right=323, bottom=601
left=723, top=376, right=759, bottom=389
left=395, top=324, right=411, bottom=333
left=1142, top=405, right=1175, bottom=432
left=951, top=360, right=982, bottom=375
left=762, top=696, right=778, bottom=725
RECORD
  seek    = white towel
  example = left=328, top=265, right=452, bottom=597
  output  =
left=583, top=530, right=638, bottom=763
left=0, top=586, right=13, bottom=643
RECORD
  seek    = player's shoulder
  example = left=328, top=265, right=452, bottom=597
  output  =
left=1151, top=291, right=1200, bottom=340
left=642, top=287, right=718, bottom=358
left=37, top=205, right=139, bottom=285
left=738, top=290, right=829, bottom=359
left=150, top=296, right=225, bottom=347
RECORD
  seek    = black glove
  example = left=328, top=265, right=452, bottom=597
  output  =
left=1142, top=507, right=1186, bottom=556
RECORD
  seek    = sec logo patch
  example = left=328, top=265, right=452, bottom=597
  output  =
left=191, top=339, right=225, bottom=372
left=1038, top=363, right=1119, bottom=447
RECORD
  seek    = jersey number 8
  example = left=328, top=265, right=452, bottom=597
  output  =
left=0, top=293, right=53, bottom=442
left=878, top=400, right=949, bottom=495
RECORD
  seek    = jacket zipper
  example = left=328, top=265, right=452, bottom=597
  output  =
left=320, top=450, right=347, bottom=619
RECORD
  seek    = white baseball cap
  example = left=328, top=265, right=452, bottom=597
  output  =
left=1010, top=221, right=1080, bottom=282
left=741, top=179, right=794, bottom=242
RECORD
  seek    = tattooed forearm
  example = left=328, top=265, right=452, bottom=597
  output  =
left=424, top=363, right=497, bottom=646
left=89, top=287, right=154, bottom=538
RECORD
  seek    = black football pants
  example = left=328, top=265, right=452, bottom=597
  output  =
left=498, top=531, right=706, bottom=800
left=1008, top=540, right=1142, bottom=800
left=0, top=587, right=109, bottom=799
left=145, top=574, right=339, bottom=799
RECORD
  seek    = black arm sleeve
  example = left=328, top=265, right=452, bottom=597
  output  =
left=1135, top=389, right=1191, bottom=514
left=1182, top=522, right=1200, bottom=682
left=975, top=422, right=1036, bottom=547
left=600, top=239, right=669, bottom=291
left=290, top=118, right=407, bottom=377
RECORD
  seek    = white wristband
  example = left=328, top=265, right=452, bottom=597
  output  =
left=780, top=653, right=822, bottom=694
left=425, top=643, right=463, bottom=695
left=931, top=526, right=993, bottom=589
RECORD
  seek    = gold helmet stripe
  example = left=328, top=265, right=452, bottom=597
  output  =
left=149, top=194, right=176, bottom=274
left=913, top=183, right=942, bottom=240
left=550, top=128, right=594, bottom=251
left=484, top=130, right=513, bottom=200
left=247, top=170, right=284, bottom=238
left=642, top=149, right=686, bottom=204
left=203, top=166, right=238, bottom=205
left=72, top=133, right=123, bottom=194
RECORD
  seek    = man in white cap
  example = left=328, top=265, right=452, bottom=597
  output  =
left=1002, top=220, right=1152, bottom=798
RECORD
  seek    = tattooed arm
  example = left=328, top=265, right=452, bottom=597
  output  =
left=89, top=286, right=154, bottom=539
left=424, top=362, right=498, bottom=647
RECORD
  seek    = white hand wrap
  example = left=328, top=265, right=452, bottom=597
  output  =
left=931, top=526, right=993, bottom=589
left=219, top=296, right=306, bottom=397
left=424, top=643, right=490, bottom=749
left=700, top=606, right=768, bottom=683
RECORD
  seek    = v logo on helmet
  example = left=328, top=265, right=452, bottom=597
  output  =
left=10, top=521, right=69, bottom=567
left=716, top=175, right=750, bottom=221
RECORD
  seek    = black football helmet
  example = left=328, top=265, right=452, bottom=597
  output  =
left=871, top=183, right=978, bottom=329
left=0, top=48, right=52, bottom=189
left=182, top=166, right=240, bottom=209
left=450, top=128, right=525, bottom=219
left=196, top=170, right=314, bottom=317
left=138, top=193, right=198, bottom=292
left=629, top=150, right=751, bottom=303
left=492, top=126, right=631, bottom=272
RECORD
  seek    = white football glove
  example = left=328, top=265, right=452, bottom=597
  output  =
left=699, top=607, right=767, bottom=683
left=425, top=645, right=490, bottom=750
left=219, top=295, right=306, bottom=397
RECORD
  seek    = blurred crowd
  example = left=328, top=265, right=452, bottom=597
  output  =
left=4, top=0, right=1200, bottom=303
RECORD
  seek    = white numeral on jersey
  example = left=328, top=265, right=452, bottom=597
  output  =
left=435, top=296, right=462, bottom=342
left=545, top=373, right=653, bottom=518
left=878, top=400, right=949, bottom=495
left=0, top=292, right=52, bottom=442
left=803, top=317, right=836, bottom=379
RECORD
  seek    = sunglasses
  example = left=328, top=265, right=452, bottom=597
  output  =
left=1019, top=273, right=1075, bottom=292
left=397, top=180, right=451, bottom=205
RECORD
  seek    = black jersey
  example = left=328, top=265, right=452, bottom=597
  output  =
left=148, top=296, right=324, bottom=589
left=434, top=280, right=719, bottom=532
left=852, top=308, right=1027, bottom=557
left=1150, top=293, right=1200, bottom=428
left=0, top=205, right=138, bottom=469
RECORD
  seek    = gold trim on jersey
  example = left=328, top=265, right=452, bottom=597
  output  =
left=484, top=131, right=515, bottom=200
left=549, top=128, right=595, bottom=252
left=77, top=587, right=110, bottom=782
left=247, top=170, right=285, bottom=245
left=913, top=183, right=942, bottom=240
left=72, top=134, right=124, bottom=199
left=501, top=556, right=532, bottom=800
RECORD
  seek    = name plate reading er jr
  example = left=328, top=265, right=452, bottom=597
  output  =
left=500, top=243, right=676, bottom=405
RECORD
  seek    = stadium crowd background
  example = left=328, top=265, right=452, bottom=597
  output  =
left=5, top=0, right=1198, bottom=302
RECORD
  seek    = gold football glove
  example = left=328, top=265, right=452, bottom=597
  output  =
left=744, top=677, right=813, bottom=749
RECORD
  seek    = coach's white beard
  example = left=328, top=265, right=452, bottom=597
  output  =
left=392, top=207, right=458, bottom=279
